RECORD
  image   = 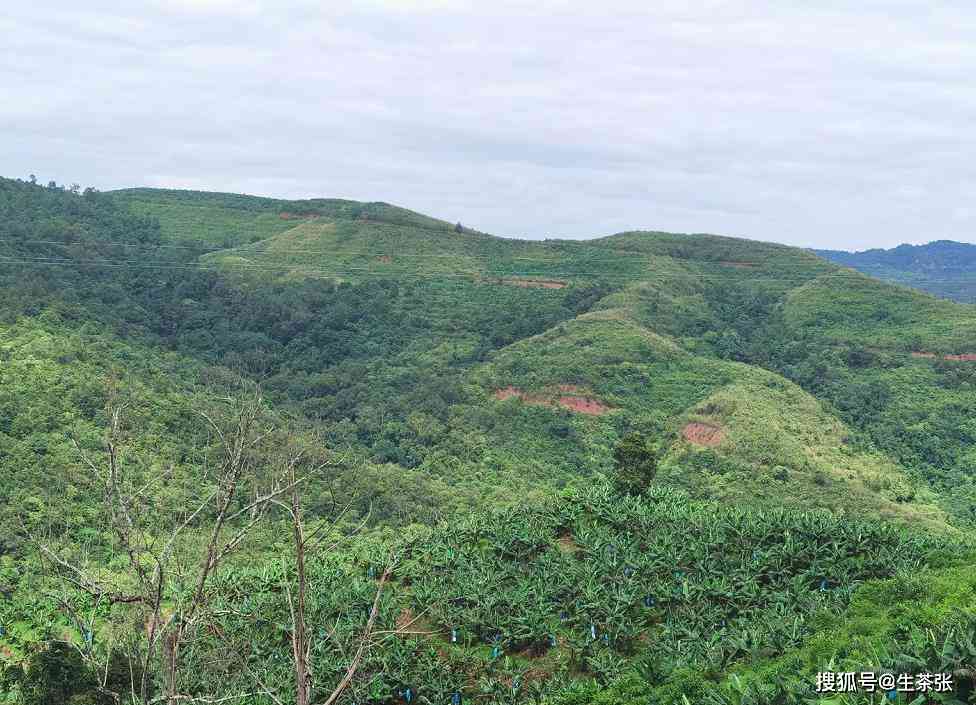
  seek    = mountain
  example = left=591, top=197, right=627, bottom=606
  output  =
left=816, top=240, right=976, bottom=302
left=2, top=178, right=975, bottom=704
left=89, top=188, right=976, bottom=524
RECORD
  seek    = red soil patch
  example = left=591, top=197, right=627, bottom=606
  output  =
left=912, top=351, right=976, bottom=361
left=493, top=387, right=613, bottom=415
left=557, top=396, right=611, bottom=415
left=376, top=255, right=392, bottom=264
left=494, top=387, right=552, bottom=406
left=493, top=386, right=524, bottom=401
left=278, top=211, right=318, bottom=220
left=499, top=278, right=568, bottom=289
left=682, top=422, right=726, bottom=447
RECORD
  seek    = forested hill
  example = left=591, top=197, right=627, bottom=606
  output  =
left=2, top=176, right=976, bottom=704
left=816, top=240, right=976, bottom=302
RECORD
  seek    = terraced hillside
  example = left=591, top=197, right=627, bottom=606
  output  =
left=2, top=179, right=976, bottom=704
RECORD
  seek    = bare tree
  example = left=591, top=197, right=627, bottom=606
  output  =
left=29, top=388, right=307, bottom=705
left=271, top=450, right=395, bottom=705
left=178, top=443, right=417, bottom=705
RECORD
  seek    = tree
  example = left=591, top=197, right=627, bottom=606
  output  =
left=612, top=432, right=657, bottom=495
left=454, top=222, right=463, bottom=233
left=244, top=442, right=396, bottom=705
left=28, top=386, right=306, bottom=705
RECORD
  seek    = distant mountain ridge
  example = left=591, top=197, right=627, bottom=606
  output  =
left=816, top=239, right=976, bottom=302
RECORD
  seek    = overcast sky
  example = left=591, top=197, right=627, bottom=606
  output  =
left=4, top=1, right=975, bottom=249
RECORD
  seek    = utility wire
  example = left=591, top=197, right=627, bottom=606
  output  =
left=8, top=260, right=968, bottom=288
left=0, top=236, right=833, bottom=267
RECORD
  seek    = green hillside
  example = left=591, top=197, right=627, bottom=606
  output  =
left=469, top=313, right=946, bottom=527
left=2, top=179, right=975, bottom=704
left=200, top=210, right=648, bottom=286
left=159, top=188, right=976, bottom=527
left=783, top=272, right=976, bottom=350
left=110, top=188, right=457, bottom=250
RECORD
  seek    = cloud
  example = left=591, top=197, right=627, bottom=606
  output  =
left=3, top=1, right=975, bottom=248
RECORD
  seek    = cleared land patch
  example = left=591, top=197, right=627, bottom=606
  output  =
left=912, top=351, right=976, bottom=361
left=556, top=396, right=611, bottom=414
left=718, top=261, right=759, bottom=269
left=681, top=422, right=726, bottom=447
left=493, top=386, right=613, bottom=415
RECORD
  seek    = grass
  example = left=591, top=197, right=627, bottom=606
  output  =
left=110, top=189, right=300, bottom=248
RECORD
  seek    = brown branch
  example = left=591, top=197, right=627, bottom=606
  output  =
left=316, top=566, right=392, bottom=705
left=36, top=544, right=148, bottom=606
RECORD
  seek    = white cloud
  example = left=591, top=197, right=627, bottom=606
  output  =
left=3, top=1, right=975, bottom=248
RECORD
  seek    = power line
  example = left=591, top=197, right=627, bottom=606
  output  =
left=0, top=238, right=803, bottom=265
left=0, top=238, right=837, bottom=267
left=0, top=255, right=880, bottom=284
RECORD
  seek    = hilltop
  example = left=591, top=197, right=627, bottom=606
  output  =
left=2, top=178, right=976, bottom=703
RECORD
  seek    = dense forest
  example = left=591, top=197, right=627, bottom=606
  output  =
left=1, top=177, right=975, bottom=704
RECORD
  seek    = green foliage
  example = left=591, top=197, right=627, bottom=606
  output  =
left=3, top=177, right=976, bottom=703
left=543, top=564, right=976, bottom=704
left=612, top=433, right=658, bottom=495
left=167, top=485, right=966, bottom=704
left=18, top=642, right=102, bottom=705
left=10, top=643, right=146, bottom=704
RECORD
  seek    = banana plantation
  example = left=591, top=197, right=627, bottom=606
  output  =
left=175, top=485, right=961, bottom=703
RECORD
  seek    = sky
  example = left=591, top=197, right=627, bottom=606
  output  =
left=4, top=1, right=976, bottom=250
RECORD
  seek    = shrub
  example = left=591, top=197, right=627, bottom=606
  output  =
left=612, top=433, right=658, bottom=496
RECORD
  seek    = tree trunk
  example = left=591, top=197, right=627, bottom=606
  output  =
left=291, top=467, right=311, bottom=705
